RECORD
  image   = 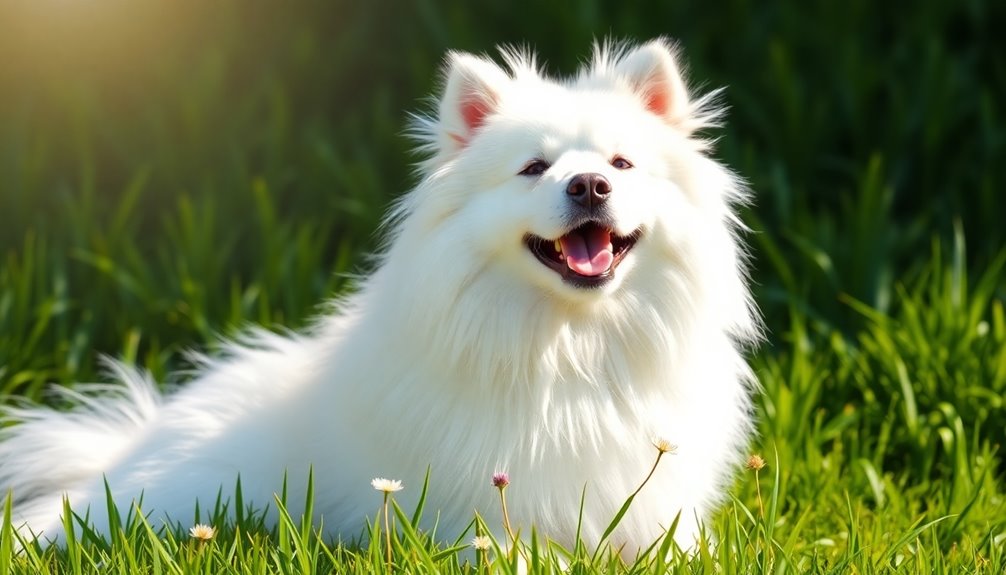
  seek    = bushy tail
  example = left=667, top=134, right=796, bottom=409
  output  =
left=0, top=361, right=161, bottom=504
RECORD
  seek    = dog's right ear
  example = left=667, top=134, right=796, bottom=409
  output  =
left=438, top=52, right=509, bottom=153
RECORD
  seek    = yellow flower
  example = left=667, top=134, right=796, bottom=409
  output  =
left=746, top=454, right=766, bottom=471
left=651, top=436, right=677, bottom=454
left=189, top=523, right=216, bottom=541
left=371, top=477, right=404, bottom=493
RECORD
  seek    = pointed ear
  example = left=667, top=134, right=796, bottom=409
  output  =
left=438, top=52, right=510, bottom=152
left=613, top=40, right=691, bottom=124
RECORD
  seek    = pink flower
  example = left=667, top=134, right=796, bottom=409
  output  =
left=491, top=472, right=509, bottom=489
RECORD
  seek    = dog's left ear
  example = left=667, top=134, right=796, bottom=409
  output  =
left=438, top=52, right=510, bottom=152
left=613, top=40, right=691, bottom=125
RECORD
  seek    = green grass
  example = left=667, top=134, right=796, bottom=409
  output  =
left=1, top=0, right=1005, bottom=572
left=0, top=203, right=1002, bottom=575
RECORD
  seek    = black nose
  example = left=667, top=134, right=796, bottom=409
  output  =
left=566, top=173, right=611, bottom=209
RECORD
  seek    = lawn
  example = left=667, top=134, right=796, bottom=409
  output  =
left=1, top=1, right=1004, bottom=573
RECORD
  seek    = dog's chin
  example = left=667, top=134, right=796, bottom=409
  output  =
left=523, top=221, right=643, bottom=292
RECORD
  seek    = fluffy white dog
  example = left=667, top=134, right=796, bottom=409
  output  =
left=0, top=39, right=758, bottom=554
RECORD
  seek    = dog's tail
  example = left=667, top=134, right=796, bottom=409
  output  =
left=0, top=361, right=161, bottom=505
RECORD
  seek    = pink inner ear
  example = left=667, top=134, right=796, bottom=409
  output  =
left=644, top=84, right=670, bottom=117
left=460, top=96, right=492, bottom=132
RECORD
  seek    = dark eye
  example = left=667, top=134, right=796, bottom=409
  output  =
left=519, top=160, right=550, bottom=176
left=611, top=156, right=634, bottom=170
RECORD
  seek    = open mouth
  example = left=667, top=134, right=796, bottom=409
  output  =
left=524, top=222, right=642, bottom=288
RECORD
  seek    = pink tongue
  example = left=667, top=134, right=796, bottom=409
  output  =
left=559, top=227, right=614, bottom=276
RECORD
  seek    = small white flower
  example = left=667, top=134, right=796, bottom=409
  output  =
left=189, top=523, right=216, bottom=541
left=471, top=535, right=492, bottom=550
left=371, top=477, right=404, bottom=493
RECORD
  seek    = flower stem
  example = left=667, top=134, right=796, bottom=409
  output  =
left=629, top=450, right=665, bottom=501
left=383, top=492, right=392, bottom=572
left=498, top=487, right=515, bottom=547
left=497, top=486, right=528, bottom=564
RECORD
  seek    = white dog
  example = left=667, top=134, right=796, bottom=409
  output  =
left=0, top=39, right=758, bottom=555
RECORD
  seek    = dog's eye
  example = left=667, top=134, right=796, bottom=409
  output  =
left=519, top=160, right=550, bottom=176
left=611, top=156, right=634, bottom=170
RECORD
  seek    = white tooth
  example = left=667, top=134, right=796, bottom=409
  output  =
left=554, top=240, right=562, bottom=253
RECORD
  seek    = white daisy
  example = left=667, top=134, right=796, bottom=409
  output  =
left=371, top=477, right=404, bottom=493
left=189, top=523, right=216, bottom=541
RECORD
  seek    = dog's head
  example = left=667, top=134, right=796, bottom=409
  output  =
left=401, top=39, right=751, bottom=328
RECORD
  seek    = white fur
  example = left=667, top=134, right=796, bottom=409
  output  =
left=0, top=39, right=758, bottom=555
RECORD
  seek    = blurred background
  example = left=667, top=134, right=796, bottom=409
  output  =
left=0, top=1, right=1003, bottom=434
